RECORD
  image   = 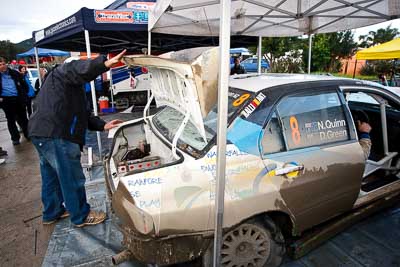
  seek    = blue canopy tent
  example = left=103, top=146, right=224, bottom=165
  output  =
left=17, top=48, right=70, bottom=58
left=32, top=6, right=255, bottom=53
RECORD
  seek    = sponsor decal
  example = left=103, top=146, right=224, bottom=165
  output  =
left=45, top=16, right=77, bottom=37
left=95, top=10, right=134, bottom=23
left=240, top=92, right=266, bottom=118
left=304, top=118, right=347, bottom=142
left=126, top=1, right=155, bottom=10
left=34, top=30, right=45, bottom=42
left=133, top=11, right=149, bottom=24
left=228, top=91, right=241, bottom=99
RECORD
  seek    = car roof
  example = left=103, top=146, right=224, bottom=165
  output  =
left=228, top=73, right=377, bottom=93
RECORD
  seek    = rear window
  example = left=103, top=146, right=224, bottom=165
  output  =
left=152, top=88, right=253, bottom=154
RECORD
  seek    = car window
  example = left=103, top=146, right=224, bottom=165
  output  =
left=278, top=91, right=349, bottom=150
left=261, top=90, right=350, bottom=155
left=261, top=112, right=286, bottom=154
left=29, top=69, right=39, bottom=78
left=347, top=92, right=379, bottom=105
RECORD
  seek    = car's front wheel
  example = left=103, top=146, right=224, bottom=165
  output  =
left=202, top=219, right=285, bottom=267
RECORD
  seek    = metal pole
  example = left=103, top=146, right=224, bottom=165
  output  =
left=308, top=34, right=312, bottom=74
left=148, top=30, right=152, bottom=56
left=352, top=59, right=357, bottom=79
left=213, top=0, right=231, bottom=266
left=84, top=30, right=103, bottom=159
left=34, top=47, right=42, bottom=86
left=257, top=36, right=262, bottom=74
left=109, top=70, right=115, bottom=109
left=380, top=103, right=389, bottom=156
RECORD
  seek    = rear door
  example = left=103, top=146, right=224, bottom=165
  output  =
left=259, top=86, right=364, bottom=231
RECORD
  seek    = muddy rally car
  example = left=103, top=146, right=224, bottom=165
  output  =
left=104, top=47, right=400, bottom=266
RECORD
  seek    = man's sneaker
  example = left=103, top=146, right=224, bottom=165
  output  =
left=12, top=140, right=20, bottom=146
left=43, top=211, right=70, bottom=225
left=75, top=210, right=106, bottom=228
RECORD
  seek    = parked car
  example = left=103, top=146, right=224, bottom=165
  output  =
left=241, top=57, right=270, bottom=72
left=105, top=47, right=400, bottom=267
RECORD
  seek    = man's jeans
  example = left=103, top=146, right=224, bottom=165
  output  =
left=31, top=137, right=90, bottom=224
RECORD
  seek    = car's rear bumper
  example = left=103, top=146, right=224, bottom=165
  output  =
left=112, top=181, right=211, bottom=265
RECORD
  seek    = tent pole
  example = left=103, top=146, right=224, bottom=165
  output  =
left=213, top=0, right=231, bottom=266
left=84, top=30, right=103, bottom=159
left=34, top=47, right=42, bottom=86
left=352, top=59, right=357, bottom=79
left=308, top=34, right=312, bottom=74
left=109, top=69, right=115, bottom=109
left=147, top=30, right=152, bottom=116
left=148, top=30, right=151, bottom=56
left=257, top=36, right=262, bottom=74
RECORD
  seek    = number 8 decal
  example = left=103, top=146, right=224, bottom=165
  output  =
left=290, top=116, right=301, bottom=145
left=233, top=93, right=250, bottom=107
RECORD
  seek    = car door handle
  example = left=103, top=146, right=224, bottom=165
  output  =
left=275, top=165, right=304, bottom=176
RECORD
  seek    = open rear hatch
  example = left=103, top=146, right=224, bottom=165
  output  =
left=123, top=46, right=219, bottom=140
left=106, top=47, right=220, bottom=192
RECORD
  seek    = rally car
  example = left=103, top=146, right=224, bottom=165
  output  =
left=104, top=47, right=400, bottom=266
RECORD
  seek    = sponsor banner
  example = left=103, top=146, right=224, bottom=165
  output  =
left=34, top=30, right=45, bottom=42
left=94, top=10, right=149, bottom=24
left=44, top=16, right=77, bottom=37
left=126, top=1, right=155, bottom=10
left=95, top=10, right=134, bottom=23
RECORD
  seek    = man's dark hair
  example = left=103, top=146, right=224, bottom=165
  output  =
left=0, top=57, right=6, bottom=63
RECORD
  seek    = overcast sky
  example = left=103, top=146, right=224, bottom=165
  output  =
left=1, top=1, right=399, bottom=44
left=0, top=0, right=114, bottom=43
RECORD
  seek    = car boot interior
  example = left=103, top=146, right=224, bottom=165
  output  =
left=110, top=121, right=182, bottom=178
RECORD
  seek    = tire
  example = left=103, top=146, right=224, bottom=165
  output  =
left=261, top=67, right=267, bottom=73
left=202, top=219, right=285, bottom=267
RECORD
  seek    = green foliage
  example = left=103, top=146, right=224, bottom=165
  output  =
left=0, top=38, right=33, bottom=62
left=360, top=63, right=376, bottom=76
left=359, top=25, right=399, bottom=47
left=360, top=60, right=397, bottom=76
left=249, top=37, right=305, bottom=70
left=303, top=30, right=357, bottom=72
left=269, top=50, right=304, bottom=73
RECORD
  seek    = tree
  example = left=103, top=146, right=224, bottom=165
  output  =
left=359, top=25, right=399, bottom=47
left=302, top=30, right=357, bottom=72
left=0, top=38, right=31, bottom=62
left=0, top=40, right=19, bottom=62
left=249, top=37, right=305, bottom=70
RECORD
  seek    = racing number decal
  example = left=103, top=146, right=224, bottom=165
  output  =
left=233, top=93, right=250, bottom=107
left=290, top=116, right=301, bottom=145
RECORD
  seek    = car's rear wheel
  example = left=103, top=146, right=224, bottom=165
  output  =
left=202, top=220, right=284, bottom=267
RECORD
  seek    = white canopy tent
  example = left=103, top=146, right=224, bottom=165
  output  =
left=147, top=0, right=400, bottom=265
left=149, top=0, right=400, bottom=72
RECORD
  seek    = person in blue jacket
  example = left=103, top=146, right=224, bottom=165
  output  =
left=18, top=65, right=36, bottom=117
left=0, top=57, right=29, bottom=145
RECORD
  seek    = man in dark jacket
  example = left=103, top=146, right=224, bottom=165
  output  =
left=28, top=51, right=125, bottom=227
left=0, top=57, right=29, bottom=145
left=230, top=57, right=247, bottom=75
